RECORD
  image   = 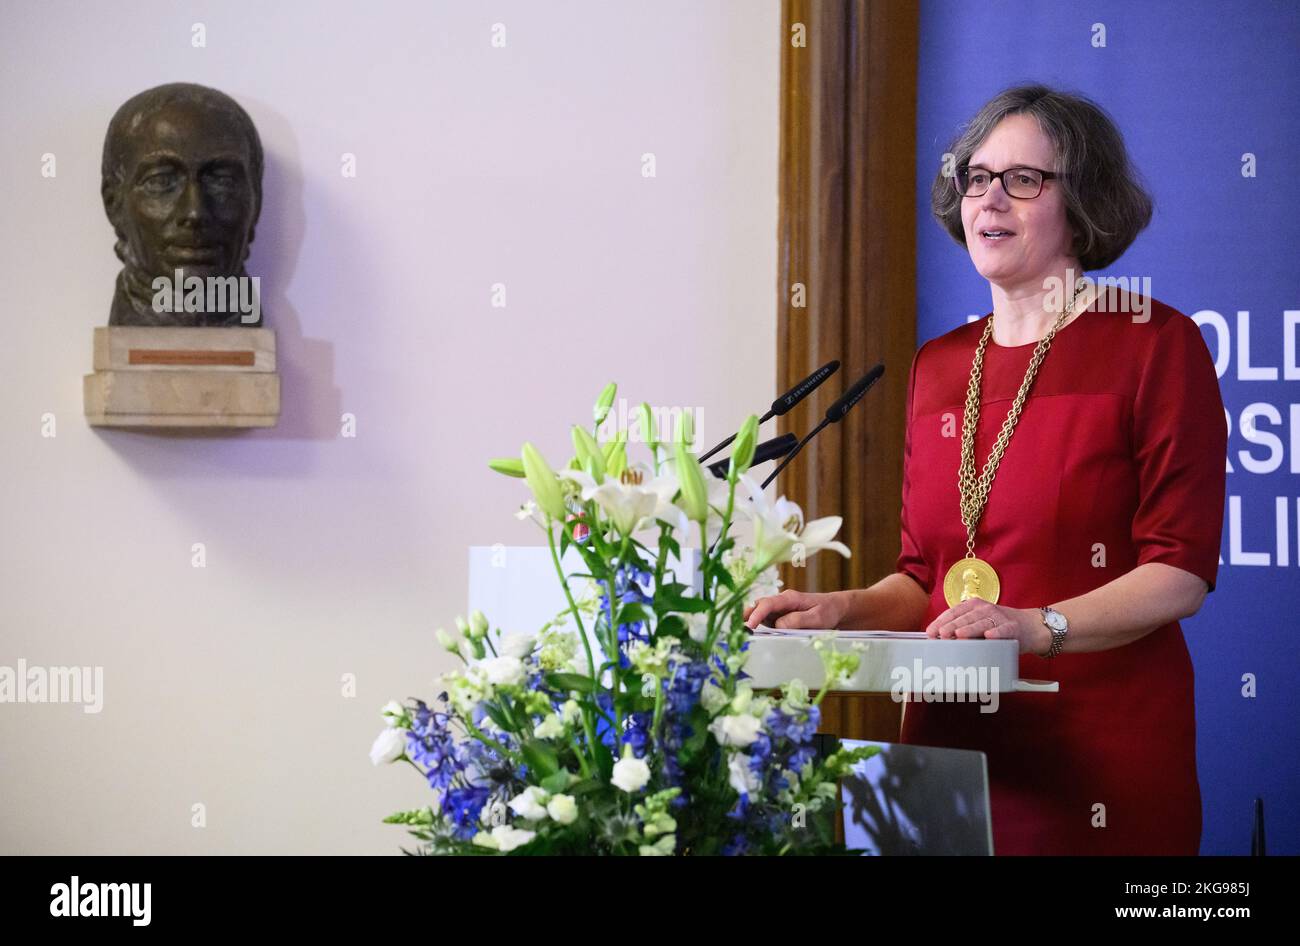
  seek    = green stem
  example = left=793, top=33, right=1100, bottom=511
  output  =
left=546, top=518, right=601, bottom=773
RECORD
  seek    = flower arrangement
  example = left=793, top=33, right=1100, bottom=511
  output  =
left=371, top=384, right=878, bottom=855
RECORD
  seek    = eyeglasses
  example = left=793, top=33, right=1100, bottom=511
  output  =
left=954, top=165, right=1061, bottom=199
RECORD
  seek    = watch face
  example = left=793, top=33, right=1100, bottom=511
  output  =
left=1046, top=611, right=1067, bottom=631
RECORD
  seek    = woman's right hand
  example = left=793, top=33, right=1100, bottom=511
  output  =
left=743, top=589, right=848, bottom=631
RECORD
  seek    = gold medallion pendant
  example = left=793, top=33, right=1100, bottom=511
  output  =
left=943, top=556, right=1001, bottom=606
left=944, top=289, right=1081, bottom=611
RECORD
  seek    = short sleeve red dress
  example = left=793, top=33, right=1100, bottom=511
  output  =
left=895, top=295, right=1226, bottom=855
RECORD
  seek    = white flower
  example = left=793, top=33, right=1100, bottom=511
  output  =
left=684, top=612, right=710, bottom=644
left=562, top=466, right=686, bottom=535
left=700, top=680, right=730, bottom=715
left=499, top=632, right=536, bottom=659
left=381, top=700, right=405, bottom=726
left=547, top=793, right=578, bottom=824
left=493, top=825, right=536, bottom=852
left=480, top=655, right=525, bottom=687
left=708, top=713, right=763, bottom=747
left=515, top=499, right=545, bottom=526
left=507, top=786, right=550, bottom=821
left=611, top=751, right=652, bottom=793
left=369, top=727, right=406, bottom=765
left=435, top=627, right=461, bottom=654
left=473, top=825, right=537, bottom=852
left=560, top=699, right=582, bottom=725
left=738, top=478, right=851, bottom=568
left=728, top=751, right=761, bottom=796
left=442, top=666, right=492, bottom=715
left=533, top=713, right=564, bottom=739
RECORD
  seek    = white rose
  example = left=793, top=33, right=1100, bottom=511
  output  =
left=481, top=655, right=525, bottom=687
left=380, top=700, right=404, bottom=726
left=491, top=825, right=536, bottom=852
left=369, top=727, right=406, bottom=765
left=547, top=793, right=578, bottom=824
left=507, top=786, right=550, bottom=821
left=709, top=713, right=763, bottom=747
left=611, top=753, right=651, bottom=793
left=499, top=633, right=536, bottom=659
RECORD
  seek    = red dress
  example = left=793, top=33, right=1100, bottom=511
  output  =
left=896, top=295, right=1226, bottom=855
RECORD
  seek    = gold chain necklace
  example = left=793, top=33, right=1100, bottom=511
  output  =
left=942, top=290, right=1080, bottom=607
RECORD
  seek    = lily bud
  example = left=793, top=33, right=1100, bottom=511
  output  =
left=469, top=609, right=489, bottom=638
left=488, top=457, right=526, bottom=478
left=677, top=409, right=695, bottom=448
left=593, top=382, right=618, bottom=426
left=638, top=403, right=659, bottom=449
left=521, top=442, right=566, bottom=520
left=675, top=440, right=709, bottom=524
left=728, top=414, right=759, bottom=482
left=571, top=426, right=606, bottom=481
left=606, top=440, right=629, bottom=479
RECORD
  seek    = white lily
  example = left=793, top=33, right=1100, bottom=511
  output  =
left=560, top=464, right=687, bottom=536
left=738, top=478, right=851, bottom=569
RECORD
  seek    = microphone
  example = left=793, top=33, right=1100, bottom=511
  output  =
left=697, top=360, right=840, bottom=463
left=707, top=432, right=798, bottom=480
left=759, top=362, right=885, bottom=490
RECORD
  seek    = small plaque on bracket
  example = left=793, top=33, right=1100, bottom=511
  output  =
left=128, top=349, right=256, bottom=367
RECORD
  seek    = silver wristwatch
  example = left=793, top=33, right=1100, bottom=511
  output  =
left=1039, top=606, right=1068, bottom=658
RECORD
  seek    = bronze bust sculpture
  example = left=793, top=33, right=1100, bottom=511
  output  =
left=101, top=83, right=263, bottom=326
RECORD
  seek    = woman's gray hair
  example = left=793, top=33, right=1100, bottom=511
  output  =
left=930, top=84, right=1153, bottom=271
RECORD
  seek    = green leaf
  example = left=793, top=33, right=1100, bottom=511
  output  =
left=540, top=771, right=576, bottom=794
left=656, top=586, right=709, bottom=613
left=614, top=601, right=652, bottom=627
left=481, top=701, right=514, bottom=733
left=521, top=739, right=560, bottom=778
left=545, top=672, right=596, bottom=693
left=592, top=741, right=614, bottom=780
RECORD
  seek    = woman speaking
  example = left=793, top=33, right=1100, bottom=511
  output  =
left=744, top=84, right=1227, bottom=855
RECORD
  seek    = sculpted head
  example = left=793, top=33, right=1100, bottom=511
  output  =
left=101, top=83, right=263, bottom=325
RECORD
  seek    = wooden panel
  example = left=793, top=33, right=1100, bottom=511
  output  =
left=777, top=0, right=920, bottom=741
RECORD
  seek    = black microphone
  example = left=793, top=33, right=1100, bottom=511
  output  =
left=760, top=363, right=885, bottom=490
left=697, top=360, right=840, bottom=463
left=707, top=432, right=798, bottom=480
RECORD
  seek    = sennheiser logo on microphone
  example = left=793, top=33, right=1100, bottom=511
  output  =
left=49, top=876, right=151, bottom=926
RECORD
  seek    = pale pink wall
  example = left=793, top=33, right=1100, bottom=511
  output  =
left=0, top=0, right=779, bottom=852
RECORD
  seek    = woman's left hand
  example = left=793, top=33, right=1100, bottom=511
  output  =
left=925, top=597, right=1049, bottom=656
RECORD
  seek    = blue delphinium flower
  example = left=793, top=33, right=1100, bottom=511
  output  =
left=406, top=700, right=467, bottom=792
left=598, top=565, right=656, bottom=664
left=622, top=710, right=653, bottom=758
left=442, top=784, right=492, bottom=841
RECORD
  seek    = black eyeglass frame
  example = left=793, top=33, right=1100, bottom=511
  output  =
left=954, top=164, right=1062, bottom=199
